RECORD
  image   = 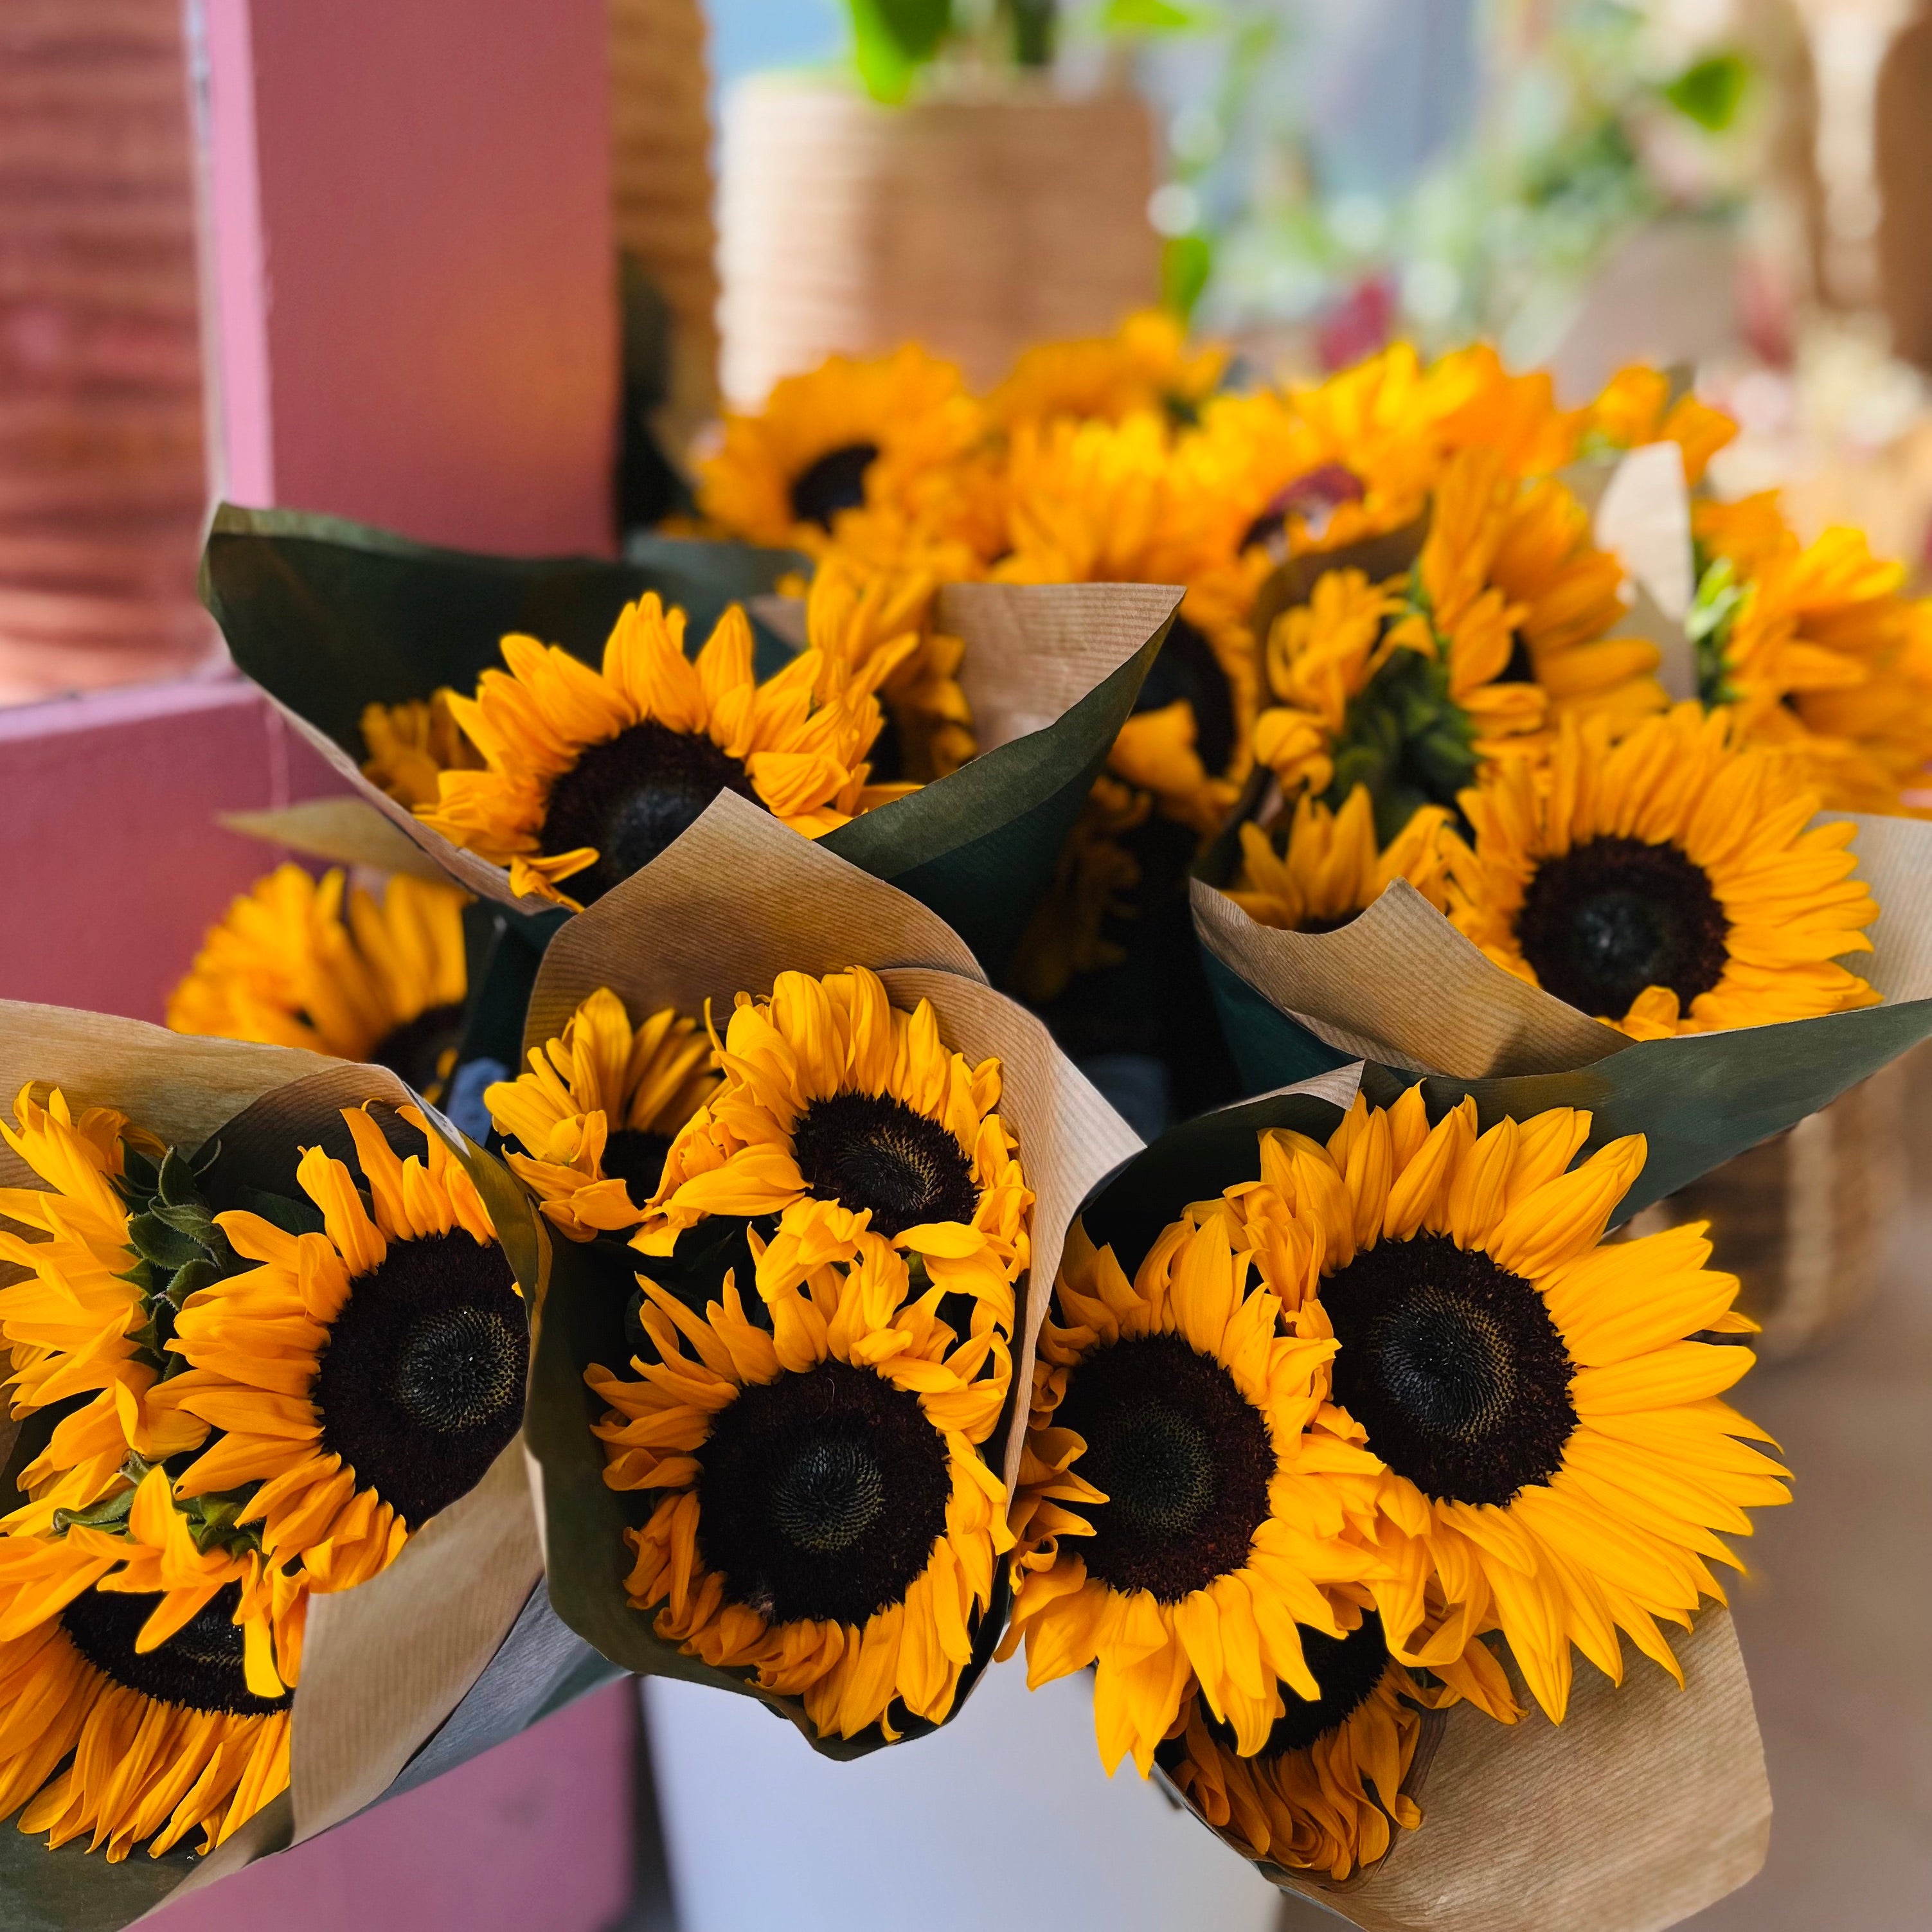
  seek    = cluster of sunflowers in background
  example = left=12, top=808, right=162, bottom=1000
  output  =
left=4, top=310, right=1928, bottom=1907
left=681, top=316, right=1931, bottom=1109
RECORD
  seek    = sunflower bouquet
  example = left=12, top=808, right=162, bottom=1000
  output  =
left=1192, top=681, right=1932, bottom=1240
left=0, top=1004, right=599, bottom=1913
left=199, top=502, right=1181, bottom=989
left=511, top=790, right=1140, bottom=1753
left=1008, top=1065, right=1779, bottom=1928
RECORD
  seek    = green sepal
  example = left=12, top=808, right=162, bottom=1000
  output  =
left=1687, top=553, right=1744, bottom=706
left=51, top=1481, right=138, bottom=1538
left=1321, top=645, right=1479, bottom=845
left=114, top=1142, right=238, bottom=1373
left=180, top=1488, right=267, bottom=1560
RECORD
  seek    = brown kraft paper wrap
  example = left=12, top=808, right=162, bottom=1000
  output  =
left=1252, top=1610, right=1766, bottom=1932
left=517, top=791, right=1141, bottom=1751
left=1091, top=1068, right=1769, bottom=1932
left=0, top=1006, right=543, bottom=1922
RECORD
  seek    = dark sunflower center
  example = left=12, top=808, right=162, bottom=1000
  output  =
left=600, top=1127, right=674, bottom=1203
left=695, top=1356, right=951, bottom=1625
left=1241, top=463, right=1366, bottom=553
left=1515, top=835, right=1730, bottom=1020
left=791, top=1091, right=978, bottom=1239
left=789, top=442, right=879, bottom=530
left=391, top=1304, right=523, bottom=1435
left=770, top=1440, right=886, bottom=1554
left=1323, top=1232, right=1575, bottom=1507
left=539, top=719, right=763, bottom=903
left=1132, top=614, right=1237, bottom=778
left=314, top=1230, right=527, bottom=1529
left=1053, top=1332, right=1275, bottom=1602
left=1498, top=629, right=1536, bottom=684
left=61, top=1582, right=290, bottom=1717
left=372, top=1001, right=467, bottom=1100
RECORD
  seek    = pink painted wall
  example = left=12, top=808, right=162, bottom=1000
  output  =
left=200, top=0, right=619, bottom=555
left=148, top=1681, right=638, bottom=1932
left=0, top=679, right=344, bottom=1021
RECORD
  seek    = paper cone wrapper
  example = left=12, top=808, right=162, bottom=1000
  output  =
left=515, top=792, right=1141, bottom=1756
left=200, top=502, right=1177, bottom=977
left=1079, top=1071, right=1769, bottom=1932
left=0, top=1006, right=593, bottom=1929
left=1195, top=805, right=1932, bottom=1219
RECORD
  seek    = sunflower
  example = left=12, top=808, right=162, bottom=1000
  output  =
left=168, top=865, right=470, bottom=1102
left=998, top=1212, right=1385, bottom=1776
left=1219, top=1092, right=1791, bottom=1723
left=696, top=346, right=987, bottom=553
left=994, top=410, right=1257, bottom=825
left=1180, top=346, right=1470, bottom=588
left=988, top=310, right=1227, bottom=431
left=1227, top=787, right=1462, bottom=934
left=1450, top=703, right=1881, bottom=1038
left=154, top=1105, right=524, bottom=1592
left=359, top=688, right=484, bottom=810
left=0, top=1089, right=210, bottom=1533
left=0, top=1467, right=302, bottom=1860
left=485, top=987, right=717, bottom=1240
left=803, top=550, right=977, bottom=782
left=1251, top=449, right=1665, bottom=843
left=1158, top=1613, right=1519, bottom=1881
left=1580, top=365, right=1737, bottom=485
left=416, top=594, right=912, bottom=909
left=588, top=1226, right=1012, bottom=1740
left=636, top=968, right=1030, bottom=1343
left=1692, top=496, right=1932, bottom=814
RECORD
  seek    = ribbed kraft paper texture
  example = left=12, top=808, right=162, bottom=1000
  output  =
left=0, top=1005, right=341, bottom=1191
left=0, top=1016, right=541, bottom=1914
left=526, top=788, right=985, bottom=1039
left=1197, top=809, right=1932, bottom=1082
left=1267, top=1612, right=1767, bottom=1932
left=751, top=580, right=1184, bottom=756
left=938, top=580, right=1183, bottom=751
left=523, top=791, right=1143, bottom=1496
left=1192, top=878, right=1625, bottom=1080
left=287, top=1438, right=542, bottom=1843
left=217, top=798, right=452, bottom=885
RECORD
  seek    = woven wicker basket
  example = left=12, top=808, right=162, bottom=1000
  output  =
left=0, top=0, right=215, bottom=700
left=1626, top=1062, right=1908, bottom=1359
left=717, top=73, right=1161, bottom=406
left=609, top=0, right=719, bottom=449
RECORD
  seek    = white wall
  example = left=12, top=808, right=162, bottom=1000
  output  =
left=645, top=1655, right=1316, bottom=1932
